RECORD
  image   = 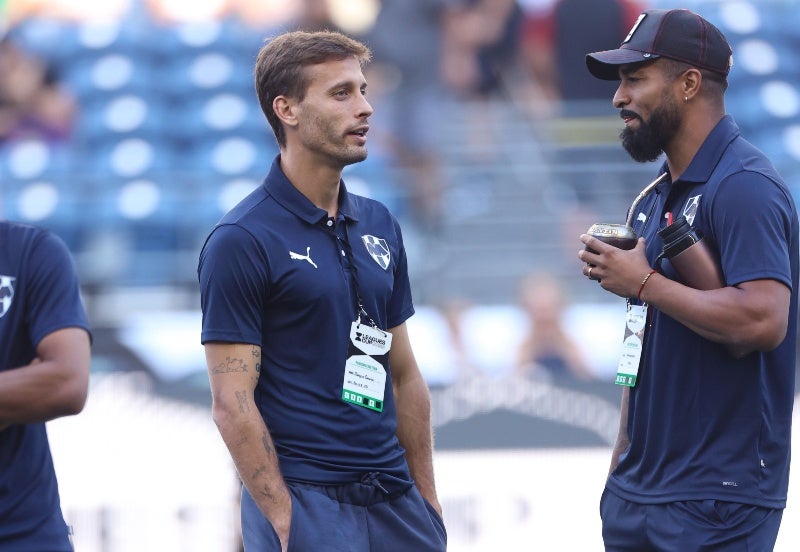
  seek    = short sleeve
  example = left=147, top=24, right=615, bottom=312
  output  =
left=710, top=172, right=795, bottom=288
left=26, top=231, right=90, bottom=347
left=387, top=216, right=414, bottom=328
left=198, top=224, right=270, bottom=345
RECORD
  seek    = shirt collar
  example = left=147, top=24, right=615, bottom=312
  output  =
left=661, top=114, right=741, bottom=185
left=262, top=155, right=360, bottom=224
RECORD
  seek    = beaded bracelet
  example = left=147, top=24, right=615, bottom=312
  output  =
left=637, top=269, right=657, bottom=300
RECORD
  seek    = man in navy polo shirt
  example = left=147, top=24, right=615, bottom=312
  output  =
left=198, top=30, right=445, bottom=551
left=0, top=222, right=92, bottom=550
left=578, top=9, right=798, bottom=551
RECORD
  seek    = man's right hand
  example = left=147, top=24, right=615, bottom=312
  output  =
left=270, top=498, right=292, bottom=552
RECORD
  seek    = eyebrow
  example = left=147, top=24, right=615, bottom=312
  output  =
left=619, top=64, right=641, bottom=77
left=620, top=59, right=660, bottom=77
left=328, top=78, right=367, bottom=91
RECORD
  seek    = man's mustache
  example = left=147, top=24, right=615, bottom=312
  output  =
left=620, top=109, right=640, bottom=121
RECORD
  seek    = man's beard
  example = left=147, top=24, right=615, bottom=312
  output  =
left=620, top=97, right=681, bottom=163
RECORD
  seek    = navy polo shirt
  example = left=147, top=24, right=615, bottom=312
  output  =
left=607, top=116, right=799, bottom=508
left=0, top=222, right=90, bottom=550
left=199, top=156, right=415, bottom=485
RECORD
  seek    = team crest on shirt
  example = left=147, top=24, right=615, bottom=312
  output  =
left=361, top=235, right=390, bottom=270
left=683, top=195, right=701, bottom=225
left=0, top=275, right=15, bottom=319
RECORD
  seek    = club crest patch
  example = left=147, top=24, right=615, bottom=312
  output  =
left=0, top=275, right=16, bottom=318
left=361, top=235, right=390, bottom=270
left=683, top=195, right=701, bottom=225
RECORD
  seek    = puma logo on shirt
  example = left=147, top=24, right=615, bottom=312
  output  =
left=289, top=246, right=318, bottom=268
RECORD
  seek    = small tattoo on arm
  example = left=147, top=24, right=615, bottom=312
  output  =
left=262, top=432, right=274, bottom=456
left=211, top=357, right=248, bottom=375
left=251, top=347, right=261, bottom=373
left=252, top=465, right=267, bottom=480
left=235, top=390, right=250, bottom=413
left=252, top=465, right=277, bottom=504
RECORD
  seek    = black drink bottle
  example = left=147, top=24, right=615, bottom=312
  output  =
left=657, top=216, right=724, bottom=290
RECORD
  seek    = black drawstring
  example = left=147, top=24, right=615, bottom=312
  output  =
left=360, top=472, right=389, bottom=495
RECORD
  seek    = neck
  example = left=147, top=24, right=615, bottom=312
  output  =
left=279, top=150, right=342, bottom=217
left=665, top=108, right=725, bottom=181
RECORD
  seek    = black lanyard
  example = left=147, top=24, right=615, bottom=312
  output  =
left=324, top=217, right=379, bottom=328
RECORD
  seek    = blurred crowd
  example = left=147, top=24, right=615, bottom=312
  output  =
left=0, top=0, right=648, bottom=231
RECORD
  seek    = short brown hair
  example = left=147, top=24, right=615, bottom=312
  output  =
left=254, top=30, right=372, bottom=148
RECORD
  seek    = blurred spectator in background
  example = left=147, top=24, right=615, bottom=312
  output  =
left=439, top=297, right=480, bottom=381
left=144, top=0, right=230, bottom=23
left=515, top=271, right=594, bottom=382
left=521, top=0, right=646, bottom=112
left=0, top=36, right=76, bottom=142
left=440, top=0, right=526, bottom=166
left=291, top=0, right=340, bottom=32
left=362, top=0, right=451, bottom=232
left=441, top=0, right=524, bottom=101
left=5, top=0, right=131, bottom=22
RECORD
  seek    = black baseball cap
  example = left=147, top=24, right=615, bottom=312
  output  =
left=586, top=9, right=733, bottom=80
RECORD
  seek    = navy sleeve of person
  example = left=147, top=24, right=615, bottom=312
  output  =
left=0, top=221, right=90, bottom=550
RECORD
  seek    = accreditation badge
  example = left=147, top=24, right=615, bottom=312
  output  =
left=342, top=321, right=392, bottom=412
left=615, top=304, right=647, bottom=387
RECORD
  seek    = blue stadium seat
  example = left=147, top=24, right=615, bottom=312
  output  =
left=5, top=18, right=83, bottom=67
left=0, top=139, right=75, bottom=181
left=60, top=51, right=158, bottom=104
left=85, top=136, right=179, bottom=179
left=158, top=48, right=253, bottom=102
left=75, top=93, right=170, bottom=148
left=182, top=133, right=276, bottom=178
left=1, top=176, right=85, bottom=251
left=165, top=91, right=270, bottom=147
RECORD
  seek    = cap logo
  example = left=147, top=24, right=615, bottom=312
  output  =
left=623, top=13, right=647, bottom=44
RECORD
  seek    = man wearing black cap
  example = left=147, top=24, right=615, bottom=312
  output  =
left=578, top=8, right=798, bottom=551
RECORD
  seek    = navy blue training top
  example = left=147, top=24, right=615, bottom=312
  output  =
left=199, top=156, right=415, bottom=485
left=607, top=116, right=799, bottom=508
left=0, top=221, right=91, bottom=550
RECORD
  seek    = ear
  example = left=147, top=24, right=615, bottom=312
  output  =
left=681, top=68, right=702, bottom=101
left=273, top=95, right=299, bottom=128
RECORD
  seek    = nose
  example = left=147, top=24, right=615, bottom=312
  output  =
left=612, top=84, right=628, bottom=109
left=356, top=92, right=373, bottom=118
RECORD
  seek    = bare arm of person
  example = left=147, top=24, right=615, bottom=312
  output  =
left=389, top=322, right=442, bottom=517
left=608, top=386, right=630, bottom=477
left=579, top=236, right=790, bottom=353
left=205, top=342, right=291, bottom=550
left=0, top=327, right=90, bottom=427
left=636, top=276, right=788, bottom=353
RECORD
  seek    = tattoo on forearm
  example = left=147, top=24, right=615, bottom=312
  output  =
left=252, top=465, right=267, bottom=480
left=259, top=486, right=276, bottom=503
left=252, top=465, right=277, bottom=503
left=251, top=346, right=261, bottom=373
left=262, top=431, right=274, bottom=456
left=235, top=390, right=250, bottom=413
left=211, top=357, right=248, bottom=374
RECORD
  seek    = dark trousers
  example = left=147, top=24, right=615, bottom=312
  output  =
left=600, top=487, right=783, bottom=551
left=241, top=473, right=447, bottom=551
